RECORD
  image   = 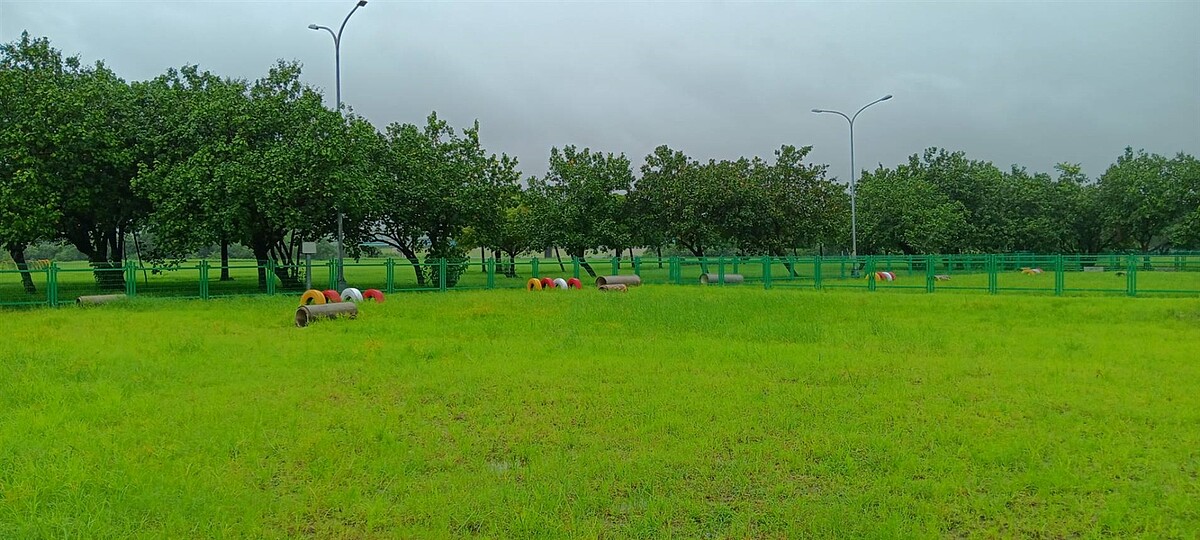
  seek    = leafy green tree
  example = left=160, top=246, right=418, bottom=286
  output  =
left=375, top=113, right=518, bottom=287
left=137, top=61, right=382, bottom=289
left=1051, top=163, right=1106, bottom=254
left=856, top=164, right=969, bottom=254
left=477, top=189, right=538, bottom=277
left=739, top=145, right=848, bottom=262
left=132, top=65, right=250, bottom=279
left=1097, top=148, right=1180, bottom=253
left=1163, top=154, right=1200, bottom=249
left=529, top=146, right=633, bottom=277
left=990, top=166, right=1077, bottom=253
left=1, top=32, right=149, bottom=290
left=0, top=33, right=63, bottom=293
left=632, top=146, right=745, bottom=261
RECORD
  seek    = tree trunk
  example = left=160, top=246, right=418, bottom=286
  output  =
left=89, top=236, right=124, bottom=291
left=251, top=244, right=300, bottom=291
left=220, top=238, right=232, bottom=281
left=396, top=245, right=427, bottom=287
left=773, top=249, right=796, bottom=277
left=252, top=245, right=270, bottom=291
left=7, top=245, right=37, bottom=294
left=685, top=245, right=708, bottom=274
left=268, top=241, right=302, bottom=290
left=656, top=246, right=663, bottom=268
left=505, top=251, right=518, bottom=278
left=493, top=249, right=509, bottom=277
left=571, top=250, right=597, bottom=277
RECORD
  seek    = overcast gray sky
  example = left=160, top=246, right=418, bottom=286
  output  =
left=3, top=1, right=1197, bottom=182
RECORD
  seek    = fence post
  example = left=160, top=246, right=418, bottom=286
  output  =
left=866, top=256, right=877, bottom=291
left=386, top=258, right=395, bottom=293
left=48, top=262, right=58, bottom=308
left=327, top=260, right=337, bottom=290
left=671, top=257, right=681, bottom=285
left=717, top=257, right=726, bottom=285
left=572, top=257, right=580, bottom=280
left=531, top=257, right=540, bottom=279
left=762, top=256, right=772, bottom=289
left=988, top=254, right=998, bottom=295
left=611, top=256, right=619, bottom=275
left=199, top=260, right=209, bottom=300
left=1054, top=255, right=1064, bottom=296
left=1127, top=255, right=1137, bottom=297
left=266, top=259, right=277, bottom=296
left=120, top=259, right=131, bottom=297
left=125, top=259, right=137, bottom=297
left=439, top=258, right=447, bottom=292
left=633, top=256, right=641, bottom=277
left=732, top=257, right=740, bottom=274
left=925, top=255, right=935, bottom=293
left=486, top=258, right=496, bottom=289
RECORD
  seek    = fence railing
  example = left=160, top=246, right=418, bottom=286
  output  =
left=2, top=254, right=1198, bottom=308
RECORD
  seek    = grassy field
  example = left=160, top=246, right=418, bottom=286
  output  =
left=2, top=287, right=1199, bottom=538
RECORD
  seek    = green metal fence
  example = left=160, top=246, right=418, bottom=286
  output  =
left=2, top=254, right=1198, bottom=308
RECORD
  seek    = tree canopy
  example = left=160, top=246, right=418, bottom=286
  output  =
left=4, top=32, right=1199, bottom=295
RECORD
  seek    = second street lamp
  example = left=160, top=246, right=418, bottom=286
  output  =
left=308, top=0, right=367, bottom=291
left=813, top=94, right=892, bottom=278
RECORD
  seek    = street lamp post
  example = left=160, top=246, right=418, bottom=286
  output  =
left=309, top=0, right=367, bottom=291
left=813, top=94, right=892, bottom=277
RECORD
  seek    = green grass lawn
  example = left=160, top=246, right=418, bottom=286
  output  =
left=2, top=287, right=1199, bottom=538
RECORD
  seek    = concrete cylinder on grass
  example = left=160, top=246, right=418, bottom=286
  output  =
left=76, top=294, right=127, bottom=305
left=699, top=273, right=744, bottom=285
left=595, top=275, right=641, bottom=287
left=295, top=302, right=358, bottom=327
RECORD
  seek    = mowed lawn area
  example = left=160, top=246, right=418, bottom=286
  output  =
left=2, top=288, right=1198, bottom=538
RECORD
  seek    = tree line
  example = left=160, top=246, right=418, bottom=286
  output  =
left=3, top=33, right=1198, bottom=293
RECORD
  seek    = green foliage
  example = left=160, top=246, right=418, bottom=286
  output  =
left=854, top=147, right=1132, bottom=255
left=424, top=243, right=468, bottom=288
left=857, top=163, right=969, bottom=254
left=739, top=145, right=848, bottom=255
left=374, top=112, right=518, bottom=287
left=1097, top=148, right=1200, bottom=252
left=134, top=60, right=384, bottom=288
left=633, top=145, right=847, bottom=258
left=529, top=145, right=634, bottom=263
left=632, top=145, right=723, bottom=257
left=7, top=31, right=1200, bottom=280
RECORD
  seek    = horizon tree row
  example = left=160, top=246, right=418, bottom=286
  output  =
left=3, top=33, right=1198, bottom=293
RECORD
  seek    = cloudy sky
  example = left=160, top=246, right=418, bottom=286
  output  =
left=2, top=1, right=1197, bottom=182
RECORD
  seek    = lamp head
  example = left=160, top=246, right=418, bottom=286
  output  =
left=307, top=24, right=320, bottom=30
left=811, top=109, right=825, bottom=113
left=881, top=94, right=893, bottom=101
left=357, top=0, right=367, bottom=6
